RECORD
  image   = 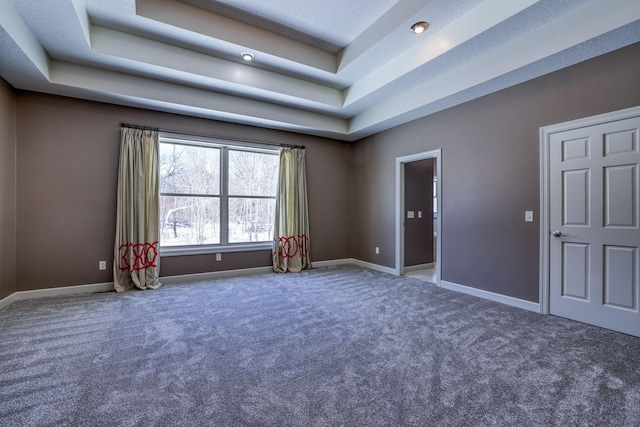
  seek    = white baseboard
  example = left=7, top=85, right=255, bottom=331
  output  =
left=312, top=258, right=354, bottom=268
left=161, top=266, right=274, bottom=284
left=0, top=293, right=16, bottom=311
left=0, top=261, right=539, bottom=317
left=404, top=263, right=434, bottom=272
left=163, top=259, right=384, bottom=283
left=0, top=261, right=348, bottom=310
left=348, top=258, right=397, bottom=275
left=313, top=261, right=539, bottom=316
left=0, top=263, right=313, bottom=310
left=440, top=280, right=540, bottom=312
left=0, top=282, right=114, bottom=311
left=163, top=259, right=379, bottom=282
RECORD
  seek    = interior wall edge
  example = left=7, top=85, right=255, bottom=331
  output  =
left=0, top=77, right=17, bottom=300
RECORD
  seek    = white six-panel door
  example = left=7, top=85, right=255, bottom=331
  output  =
left=549, top=115, right=640, bottom=337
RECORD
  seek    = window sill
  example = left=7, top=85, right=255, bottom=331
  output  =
left=160, top=242, right=273, bottom=257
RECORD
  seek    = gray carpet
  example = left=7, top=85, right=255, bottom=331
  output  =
left=1, top=265, right=639, bottom=426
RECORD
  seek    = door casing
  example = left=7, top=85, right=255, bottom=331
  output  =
left=539, top=105, right=640, bottom=315
left=395, top=149, right=442, bottom=281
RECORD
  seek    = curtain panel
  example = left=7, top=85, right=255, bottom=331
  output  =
left=273, top=147, right=311, bottom=272
left=113, top=128, right=162, bottom=292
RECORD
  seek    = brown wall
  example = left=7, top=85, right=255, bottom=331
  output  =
left=15, top=94, right=350, bottom=291
left=0, top=79, right=17, bottom=299
left=404, top=158, right=434, bottom=266
left=8, top=42, right=640, bottom=299
left=350, top=42, right=640, bottom=302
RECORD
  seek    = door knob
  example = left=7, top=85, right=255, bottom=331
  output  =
left=552, top=230, right=562, bottom=237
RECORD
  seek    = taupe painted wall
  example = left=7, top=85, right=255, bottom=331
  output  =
left=8, top=42, right=640, bottom=299
left=15, top=93, right=350, bottom=291
left=350, top=42, right=640, bottom=302
left=0, top=79, right=17, bottom=299
left=404, top=158, right=434, bottom=266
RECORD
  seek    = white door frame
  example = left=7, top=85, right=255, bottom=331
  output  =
left=395, top=149, right=442, bottom=282
left=538, top=105, right=640, bottom=314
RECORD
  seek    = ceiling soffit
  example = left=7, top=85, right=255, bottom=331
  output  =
left=1, top=0, right=639, bottom=141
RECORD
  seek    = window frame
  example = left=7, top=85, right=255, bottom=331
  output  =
left=158, top=133, right=279, bottom=257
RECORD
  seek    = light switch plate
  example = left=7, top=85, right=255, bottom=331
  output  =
left=418, top=211, right=422, bottom=218
left=525, top=211, right=534, bottom=222
left=407, top=211, right=415, bottom=219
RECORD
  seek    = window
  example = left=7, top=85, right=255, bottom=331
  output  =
left=158, top=135, right=279, bottom=254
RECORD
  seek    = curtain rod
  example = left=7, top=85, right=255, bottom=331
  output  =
left=120, top=122, right=305, bottom=149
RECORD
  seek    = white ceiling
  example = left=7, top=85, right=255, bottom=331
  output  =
left=1, top=0, right=639, bottom=141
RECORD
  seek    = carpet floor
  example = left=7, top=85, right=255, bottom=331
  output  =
left=0, top=265, right=639, bottom=426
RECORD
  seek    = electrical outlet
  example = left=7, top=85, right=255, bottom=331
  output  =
left=99, top=261, right=107, bottom=270
left=216, top=253, right=222, bottom=261
left=375, top=247, right=380, bottom=254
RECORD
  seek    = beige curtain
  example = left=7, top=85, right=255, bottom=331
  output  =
left=113, top=127, right=162, bottom=292
left=273, top=147, right=311, bottom=272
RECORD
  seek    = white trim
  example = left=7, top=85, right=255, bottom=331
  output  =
left=0, top=267, right=278, bottom=310
left=160, top=266, right=274, bottom=284
left=0, top=282, right=114, bottom=310
left=349, top=258, right=397, bottom=275
left=158, top=134, right=278, bottom=253
left=0, top=292, right=18, bottom=310
left=0, top=259, right=540, bottom=314
left=159, top=259, right=393, bottom=283
left=541, top=106, right=640, bottom=134
left=0, top=293, right=18, bottom=311
left=162, top=258, right=373, bottom=283
left=395, top=149, right=442, bottom=284
left=0, top=259, right=377, bottom=311
left=539, top=125, right=550, bottom=315
left=404, top=263, right=434, bottom=272
left=395, top=159, right=403, bottom=275
left=441, top=280, right=540, bottom=312
left=538, top=105, right=640, bottom=316
left=312, top=258, right=354, bottom=268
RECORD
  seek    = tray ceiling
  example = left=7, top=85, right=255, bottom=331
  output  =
left=1, top=0, right=639, bottom=141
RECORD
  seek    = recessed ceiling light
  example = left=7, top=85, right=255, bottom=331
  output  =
left=410, top=21, right=429, bottom=34
left=241, top=52, right=255, bottom=61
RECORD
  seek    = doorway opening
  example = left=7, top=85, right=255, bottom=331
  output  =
left=395, top=149, right=442, bottom=284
